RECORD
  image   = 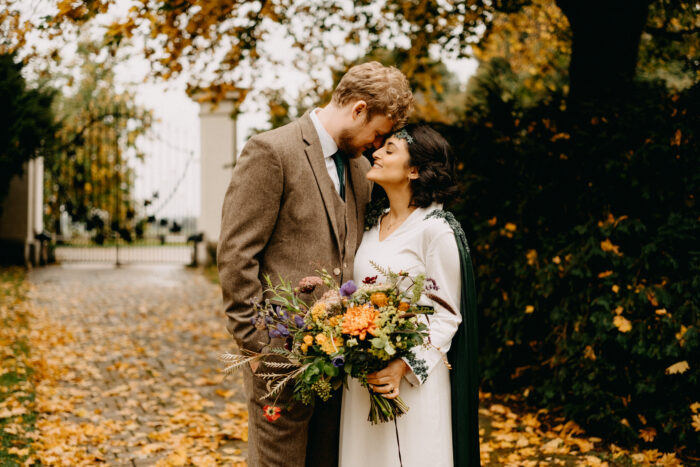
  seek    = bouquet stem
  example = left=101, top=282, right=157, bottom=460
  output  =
left=367, top=391, right=409, bottom=424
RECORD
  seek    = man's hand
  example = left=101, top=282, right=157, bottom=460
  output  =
left=366, top=359, right=410, bottom=399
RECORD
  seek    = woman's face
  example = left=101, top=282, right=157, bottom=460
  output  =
left=366, top=136, right=418, bottom=188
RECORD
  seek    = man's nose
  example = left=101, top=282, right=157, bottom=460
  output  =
left=372, top=137, right=383, bottom=149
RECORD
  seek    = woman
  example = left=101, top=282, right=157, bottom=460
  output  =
left=339, top=124, right=480, bottom=466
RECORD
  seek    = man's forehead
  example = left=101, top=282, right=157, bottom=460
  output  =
left=370, top=115, right=394, bottom=134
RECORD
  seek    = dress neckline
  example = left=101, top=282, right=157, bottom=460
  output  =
left=376, top=207, right=421, bottom=243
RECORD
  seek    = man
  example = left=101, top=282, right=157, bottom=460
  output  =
left=217, top=61, right=413, bottom=467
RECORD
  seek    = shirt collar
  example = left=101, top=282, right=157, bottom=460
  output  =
left=309, top=108, right=339, bottom=158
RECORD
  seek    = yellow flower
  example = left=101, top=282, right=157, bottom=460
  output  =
left=303, top=334, right=314, bottom=346
left=398, top=302, right=410, bottom=312
left=525, top=305, right=534, bottom=314
left=319, top=336, right=344, bottom=355
left=315, top=334, right=327, bottom=344
left=328, top=316, right=340, bottom=326
left=301, top=343, right=308, bottom=353
left=310, top=302, right=327, bottom=321
left=370, top=293, right=388, bottom=308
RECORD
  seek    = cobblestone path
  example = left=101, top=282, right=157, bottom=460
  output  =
left=26, top=265, right=247, bottom=466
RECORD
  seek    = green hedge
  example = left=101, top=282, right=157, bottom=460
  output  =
left=443, top=79, right=699, bottom=453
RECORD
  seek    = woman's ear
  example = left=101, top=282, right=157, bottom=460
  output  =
left=408, top=167, right=419, bottom=180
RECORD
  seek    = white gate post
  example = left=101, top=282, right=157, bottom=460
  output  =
left=195, top=95, right=240, bottom=265
left=0, top=158, right=44, bottom=266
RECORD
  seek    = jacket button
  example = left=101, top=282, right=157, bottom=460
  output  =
left=333, top=268, right=341, bottom=276
left=343, top=263, right=347, bottom=268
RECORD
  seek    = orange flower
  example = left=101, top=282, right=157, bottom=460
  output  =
left=398, top=302, right=410, bottom=312
left=370, top=292, right=389, bottom=308
left=342, top=304, right=379, bottom=340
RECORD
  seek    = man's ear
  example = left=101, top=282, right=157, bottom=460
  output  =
left=351, top=100, right=367, bottom=120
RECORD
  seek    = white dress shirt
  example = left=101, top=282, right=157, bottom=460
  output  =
left=309, top=108, right=343, bottom=195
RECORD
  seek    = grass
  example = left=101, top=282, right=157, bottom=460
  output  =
left=0, top=267, right=37, bottom=466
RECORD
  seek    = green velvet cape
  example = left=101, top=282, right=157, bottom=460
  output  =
left=426, top=209, right=481, bottom=467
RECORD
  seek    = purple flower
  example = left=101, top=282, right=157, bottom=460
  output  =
left=339, top=280, right=357, bottom=297
left=294, top=315, right=305, bottom=328
left=275, top=306, right=289, bottom=320
left=426, top=278, right=439, bottom=291
left=276, top=323, right=290, bottom=337
left=332, top=355, right=345, bottom=367
left=269, top=329, right=281, bottom=338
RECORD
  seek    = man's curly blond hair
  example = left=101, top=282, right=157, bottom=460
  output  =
left=332, top=61, right=414, bottom=129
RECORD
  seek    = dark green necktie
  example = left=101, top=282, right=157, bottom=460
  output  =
left=331, top=150, right=345, bottom=200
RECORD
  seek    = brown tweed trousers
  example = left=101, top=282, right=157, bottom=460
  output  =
left=217, top=112, right=372, bottom=467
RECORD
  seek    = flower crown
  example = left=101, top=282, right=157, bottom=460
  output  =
left=393, top=128, right=414, bottom=144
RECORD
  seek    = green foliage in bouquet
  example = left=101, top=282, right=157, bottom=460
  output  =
left=440, top=76, right=699, bottom=453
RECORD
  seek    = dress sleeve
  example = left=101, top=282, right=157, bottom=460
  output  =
left=403, top=227, right=462, bottom=386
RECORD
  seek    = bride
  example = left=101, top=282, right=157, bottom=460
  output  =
left=339, top=124, right=481, bottom=467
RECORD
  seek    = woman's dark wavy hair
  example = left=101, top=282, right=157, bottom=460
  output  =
left=400, top=123, right=458, bottom=208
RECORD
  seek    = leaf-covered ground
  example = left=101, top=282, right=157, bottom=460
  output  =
left=1, top=267, right=38, bottom=465
left=0, top=264, right=689, bottom=466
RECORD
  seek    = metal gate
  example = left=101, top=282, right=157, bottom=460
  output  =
left=48, top=104, right=201, bottom=265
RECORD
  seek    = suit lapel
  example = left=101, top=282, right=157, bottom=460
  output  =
left=299, top=112, right=341, bottom=249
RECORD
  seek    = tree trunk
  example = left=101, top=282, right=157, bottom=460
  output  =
left=556, top=0, right=652, bottom=109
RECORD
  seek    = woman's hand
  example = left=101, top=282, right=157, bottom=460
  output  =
left=366, top=359, right=410, bottom=399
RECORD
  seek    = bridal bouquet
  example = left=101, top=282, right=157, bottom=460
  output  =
left=220, top=265, right=449, bottom=424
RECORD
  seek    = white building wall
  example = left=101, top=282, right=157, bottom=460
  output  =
left=197, top=98, right=239, bottom=263
left=0, top=158, right=43, bottom=265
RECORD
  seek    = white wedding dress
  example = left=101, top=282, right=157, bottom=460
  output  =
left=338, top=203, right=462, bottom=467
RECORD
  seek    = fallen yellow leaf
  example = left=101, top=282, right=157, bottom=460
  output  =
left=639, top=427, right=656, bottom=442
left=600, top=238, right=622, bottom=256
left=665, top=360, right=689, bottom=375
left=612, top=315, right=632, bottom=333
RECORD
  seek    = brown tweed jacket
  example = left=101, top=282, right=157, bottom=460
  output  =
left=217, top=112, right=371, bottom=467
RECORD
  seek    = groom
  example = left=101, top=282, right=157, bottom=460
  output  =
left=217, top=61, right=413, bottom=467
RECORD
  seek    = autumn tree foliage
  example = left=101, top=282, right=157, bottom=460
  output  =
left=45, top=42, right=153, bottom=243
left=444, top=0, right=699, bottom=455
left=0, top=53, right=55, bottom=213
